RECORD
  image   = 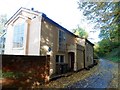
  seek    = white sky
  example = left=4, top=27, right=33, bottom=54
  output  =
left=0, top=0, right=100, bottom=43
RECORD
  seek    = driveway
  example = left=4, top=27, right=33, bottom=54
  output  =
left=66, top=59, right=119, bottom=88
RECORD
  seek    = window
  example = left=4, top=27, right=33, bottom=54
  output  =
left=56, top=55, right=64, bottom=63
left=13, top=23, right=25, bottom=48
left=59, top=30, right=66, bottom=51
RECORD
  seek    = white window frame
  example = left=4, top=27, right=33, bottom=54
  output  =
left=12, top=19, right=26, bottom=49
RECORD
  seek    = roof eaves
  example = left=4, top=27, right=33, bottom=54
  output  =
left=41, top=13, right=77, bottom=37
left=86, top=39, right=94, bottom=46
left=5, top=7, right=42, bottom=26
left=5, top=7, right=79, bottom=38
left=5, top=7, right=23, bottom=26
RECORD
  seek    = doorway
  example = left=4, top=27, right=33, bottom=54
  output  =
left=68, top=52, right=75, bottom=71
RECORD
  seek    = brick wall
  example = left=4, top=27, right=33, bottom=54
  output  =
left=1, top=55, right=50, bottom=87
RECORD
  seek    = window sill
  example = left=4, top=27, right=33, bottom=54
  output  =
left=12, top=47, right=24, bottom=50
left=56, top=62, right=63, bottom=64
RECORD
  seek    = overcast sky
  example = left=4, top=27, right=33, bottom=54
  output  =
left=0, top=0, right=100, bottom=43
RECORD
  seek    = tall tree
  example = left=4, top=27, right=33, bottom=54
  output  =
left=77, top=1, right=120, bottom=58
left=73, top=26, right=88, bottom=38
left=78, top=2, right=120, bottom=40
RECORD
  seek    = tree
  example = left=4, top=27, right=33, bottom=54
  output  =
left=78, top=1, right=120, bottom=56
left=78, top=2, right=120, bottom=39
left=73, top=26, right=88, bottom=38
left=0, top=14, right=7, bottom=35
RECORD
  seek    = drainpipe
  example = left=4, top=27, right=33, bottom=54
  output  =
left=25, top=19, right=31, bottom=55
left=74, top=44, right=77, bottom=71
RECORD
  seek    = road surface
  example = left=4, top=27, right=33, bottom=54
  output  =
left=66, top=59, right=118, bottom=88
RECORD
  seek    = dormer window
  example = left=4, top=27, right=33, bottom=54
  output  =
left=13, top=22, right=25, bottom=48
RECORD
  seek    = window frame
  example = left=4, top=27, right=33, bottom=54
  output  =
left=56, top=55, right=65, bottom=63
left=12, top=19, right=26, bottom=49
left=58, top=30, right=66, bottom=51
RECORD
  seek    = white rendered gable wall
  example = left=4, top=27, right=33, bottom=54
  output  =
left=4, top=12, right=42, bottom=55
left=4, top=18, right=27, bottom=55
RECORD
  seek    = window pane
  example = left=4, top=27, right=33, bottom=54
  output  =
left=59, top=30, right=66, bottom=51
left=13, top=23, right=25, bottom=48
left=60, top=55, right=64, bottom=63
left=56, top=55, right=59, bottom=63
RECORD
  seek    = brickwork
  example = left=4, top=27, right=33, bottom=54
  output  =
left=1, top=55, right=50, bottom=87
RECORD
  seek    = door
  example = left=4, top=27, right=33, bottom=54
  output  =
left=68, top=52, right=75, bottom=71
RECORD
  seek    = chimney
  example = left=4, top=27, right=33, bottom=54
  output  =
left=31, top=8, right=34, bottom=11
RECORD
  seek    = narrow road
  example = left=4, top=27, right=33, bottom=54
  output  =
left=67, top=59, right=118, bottom=88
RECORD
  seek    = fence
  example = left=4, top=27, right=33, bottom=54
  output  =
left=1, top=54, right=50, bottom=87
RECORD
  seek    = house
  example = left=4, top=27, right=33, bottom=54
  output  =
left=4, top=7, right=94, bottom=77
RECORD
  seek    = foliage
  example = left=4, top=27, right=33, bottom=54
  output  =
left=78, top=1, right=120, bottom=61
left=0, top=14, right=7, bottom=35
left=73, top=26, right=88, bottom=38
left=2, top=71, right=25, bottom=79
left=105, top=46, right=120, bottom=62
left=93, top=43, right=99, bottom=59
left=78, top=2, right=120, bottom=31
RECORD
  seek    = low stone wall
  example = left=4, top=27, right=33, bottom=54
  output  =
left=1, top=55, right=50, bottom=88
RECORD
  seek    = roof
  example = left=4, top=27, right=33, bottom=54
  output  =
left=41, top=13, right=78, bottom=37
left=5, top=7, right=94, bottom=46
left=85, top=39, right=94, bottom=46
left=5, top=7, right=78, bottom=37
left=5, top=7, right=43, bottom=26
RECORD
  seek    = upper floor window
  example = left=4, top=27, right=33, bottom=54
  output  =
left=13, top=23, right=25, bottom=48
left=59, top=30, right=66, bottom=51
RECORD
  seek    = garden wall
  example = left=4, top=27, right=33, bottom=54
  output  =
left=1, top=55, right=50, bottom=88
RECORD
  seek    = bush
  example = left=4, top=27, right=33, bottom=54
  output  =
left=2, top=71, right=25, bottom=79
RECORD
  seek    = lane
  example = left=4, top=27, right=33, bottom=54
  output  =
left=66, top=59, right=117, bottom=88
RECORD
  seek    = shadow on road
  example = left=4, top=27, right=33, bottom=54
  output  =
left=67, top=58, right=118, bottom=89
